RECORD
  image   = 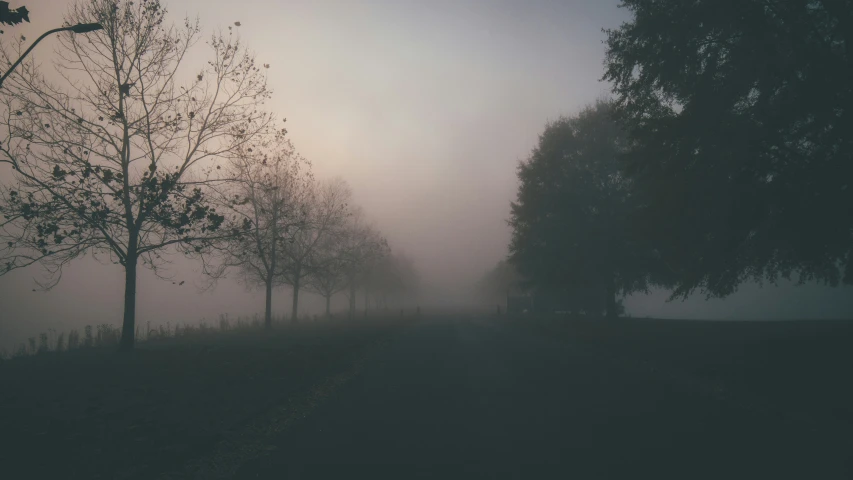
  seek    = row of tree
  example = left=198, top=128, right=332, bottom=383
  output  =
left=500, top=0, right=852, bottom=317
left=209, top=134, right=415, bottom=329
left=0, top=0, right=417, bottom=350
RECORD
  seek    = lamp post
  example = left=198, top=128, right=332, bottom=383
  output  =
left=0, top=22, right=103, bottom=89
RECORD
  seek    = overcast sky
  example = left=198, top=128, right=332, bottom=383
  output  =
left=1, top=0, right=852, bottom=349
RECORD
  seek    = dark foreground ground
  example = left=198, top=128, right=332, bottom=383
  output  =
left=235, top=315, right=853, bottom=479
left=3, top=314, right=853, bottom=479
left=0, top=319, right=401, bottom=479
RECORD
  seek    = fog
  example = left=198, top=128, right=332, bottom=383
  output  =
left=1, top=0, right=852, bottom=350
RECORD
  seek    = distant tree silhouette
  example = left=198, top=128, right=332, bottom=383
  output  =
left=363, top=252, right=419, bottom=309
left=336, top=211, right=387, bottom=319
left=303, top=180, right=356, bottom=316
left=280, top=178, right=350, bottom=321
left=508, top=100, right=658, bottom=317
left=207, top=129, right=310, bottom=328
left=0, top=0, right=271, bottom=350
left=305, top=202, right=400, bottom=317
left=603, top=0, right=853, bottom=299
left=475, top=260, right=521, bottom=304
left=305, top=226, right=352, bottom=316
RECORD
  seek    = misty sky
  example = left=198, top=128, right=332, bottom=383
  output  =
left=1, top=0, right=852, bottom=348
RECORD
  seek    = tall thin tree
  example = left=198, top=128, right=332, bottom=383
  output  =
left=206, top=129, right=310, bottom=328
left=280, top=177, right=350, bottom=321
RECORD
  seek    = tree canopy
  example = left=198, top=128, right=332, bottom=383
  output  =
left=509, top=100, right=657, bottom=317
left=0, top=2, right=29, bottom=27
left=603, top=0, right=853, bottom=299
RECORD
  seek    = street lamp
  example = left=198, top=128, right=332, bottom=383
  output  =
left=0, top=22, right=103, bottom=89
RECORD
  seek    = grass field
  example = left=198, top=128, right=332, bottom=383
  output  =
left=0, top=317, right=405, bottom=479
left=513, top=314, right=853, bottom=447
left=3, top=311, right=851, bottom=477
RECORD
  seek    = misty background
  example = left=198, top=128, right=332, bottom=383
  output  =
left=2, top=0, right=852, bottom=349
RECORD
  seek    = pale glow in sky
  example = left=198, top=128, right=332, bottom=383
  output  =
left=13, top=0, right=620, bottom=281
left=1, top=0, right=852, bottom=348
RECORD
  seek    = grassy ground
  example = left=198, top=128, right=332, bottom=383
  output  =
left=511, top=314, right=853, bottom=445
left=0, top=316, right=405, bottom=480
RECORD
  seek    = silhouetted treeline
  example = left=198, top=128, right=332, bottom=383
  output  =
left=506, top=1, right=852, bottom=314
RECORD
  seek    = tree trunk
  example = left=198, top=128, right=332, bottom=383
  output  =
left=264, top=277, right=273, bottom=329
left=118, top=253, right=138, bottom=351
left=325, top=294, right=331, bottom=316
left=364, top=286, right=369, bottom=315
left=348, top=281, right=356, bottom=319
left=267, top=214, right=276, bottom=329
left=605, top=274, right=618, bottom=319
left=291, top=263, right=301, bottom=323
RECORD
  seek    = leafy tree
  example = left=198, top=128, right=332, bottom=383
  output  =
left=208, top=128, right=310, bottom=328
left=508, top=100, right=656, bottom=317
left=0, top=2, right=29, bottom=27
left=603, top=0, right=853, bottom=299
left=0, top=0, right=271, bottom=350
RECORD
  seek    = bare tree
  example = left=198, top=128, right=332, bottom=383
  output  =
left=0, top=0, right=271, bottom=350
left=304, top=187, right=354, bottom=317
left=334, top=211, right=388, bottom=319
left=206, top=128, right=310, bottom=328
left=280, top=177, right=349, bottom=321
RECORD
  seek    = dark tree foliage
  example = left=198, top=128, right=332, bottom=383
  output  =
left=508, top=100, right=656, bottom=317
left=0, top=2, right=29, bottom=27
left=603, top=0, right=853, bottom=299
